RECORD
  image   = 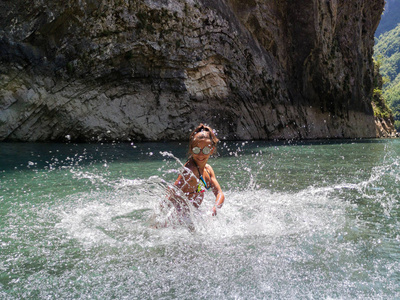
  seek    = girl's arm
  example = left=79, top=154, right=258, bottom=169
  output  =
left=168, top=168, right=197, bottom=209
left=207, top=165, right=225, bottom=216
left=167, top=174, right=185, bottom=210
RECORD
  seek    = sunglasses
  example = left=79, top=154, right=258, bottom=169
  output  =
left=192, top=146, right=212, bottom=155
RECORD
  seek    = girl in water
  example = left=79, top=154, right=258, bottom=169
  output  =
left=169, top=123, right=225, bottom=218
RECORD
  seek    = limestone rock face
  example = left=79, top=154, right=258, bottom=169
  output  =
left=0, top=0, right=386, bottom=141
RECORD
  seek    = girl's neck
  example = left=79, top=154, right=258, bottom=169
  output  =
left=191, top=157, right=207, bottom=171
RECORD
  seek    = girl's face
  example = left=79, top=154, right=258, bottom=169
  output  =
left=190, top=135, right=214, bottom=164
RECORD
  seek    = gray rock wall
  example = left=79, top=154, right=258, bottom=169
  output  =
left=0, top=0, right=385, bottom=141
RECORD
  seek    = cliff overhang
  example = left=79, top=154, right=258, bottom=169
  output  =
left=0, top=0, right=388, bottom=142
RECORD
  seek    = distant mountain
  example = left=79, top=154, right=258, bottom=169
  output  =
left=375, top=0, right=400, bottom=38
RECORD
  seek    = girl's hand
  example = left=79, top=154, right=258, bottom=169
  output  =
left=212, top=206, right=217, bottom=216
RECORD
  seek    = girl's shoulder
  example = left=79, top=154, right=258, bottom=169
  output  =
left=205, top=164, right=214, bottom=175
left=182, top=160, right=197, bottom=178
left=183, top=159, right=196, bottom=171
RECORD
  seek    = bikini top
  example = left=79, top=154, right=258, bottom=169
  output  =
left=195, top=163, right=211, bottom=194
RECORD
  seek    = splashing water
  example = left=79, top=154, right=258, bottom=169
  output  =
left=1, top=140, right=400, bottom=299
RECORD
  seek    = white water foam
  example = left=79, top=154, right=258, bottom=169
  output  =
left=56, top=176, right=350, bottom=251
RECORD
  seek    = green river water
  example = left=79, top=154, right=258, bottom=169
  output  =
left=0, top=139, right=399, bottom=299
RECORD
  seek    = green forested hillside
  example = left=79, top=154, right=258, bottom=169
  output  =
left=375, top=0, right=400, bottom=37
left=374, top=16, right=400, bottom=130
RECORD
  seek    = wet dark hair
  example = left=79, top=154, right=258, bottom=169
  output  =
left=188, top=123, right=219, bottom=154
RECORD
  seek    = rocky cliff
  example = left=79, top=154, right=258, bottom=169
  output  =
left=0, top=0, right=386, bottom=142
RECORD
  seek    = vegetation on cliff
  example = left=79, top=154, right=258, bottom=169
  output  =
left=374, top=23, right=400, bottom=131
left=374, top=0, right=400, bottom=132
left=372, top=58, right=393, bottom=120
